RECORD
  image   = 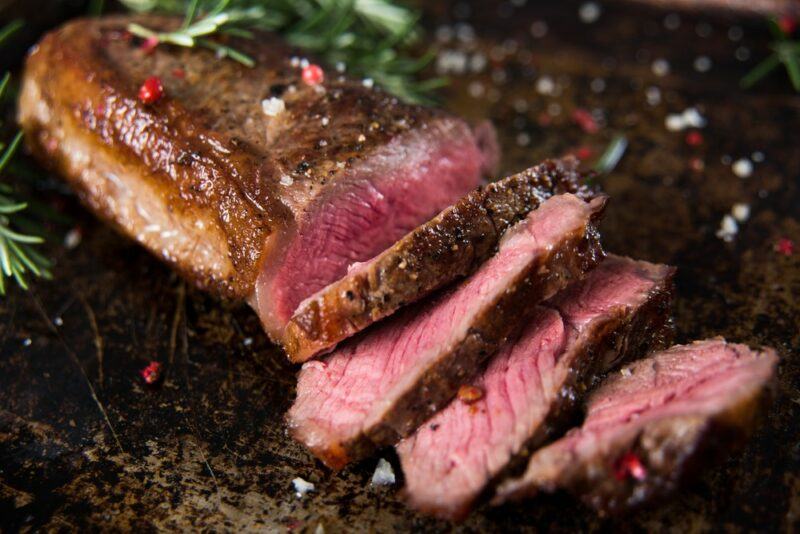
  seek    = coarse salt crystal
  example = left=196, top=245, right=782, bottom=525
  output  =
left=665, top=114, right=685, bottom=131
left=681, top=107, right=706, bottom=128
left=694, top=56, right=712, bottom=72
left=280, top=175, right=294, bottom=186
left=536, top=76, right=555, bottom=95
left=357, top=134, right=366, bottom=143
left=732, top=203, right=750, bottom=222
left=468, top=81, right=485, bottom=98
left=300, top=58, right=310, bottom=69
left=362, top=78, right=374, bottom=89
left=732, top=158, right=753, bottom=178
left=646, top=86, right=661, bottom=106
left=371, top=458, right=396, bottom=486
left=651, top=58, right=670, bottom=77
left=321, top=117, right=329, bottom=126
left=716, top=215, right=738, bottom=242
left=579, top=2, right=601, bottom=23
left=290, top=56, right=300, bottom=67
left=590, top=78, right=606, bottom=93
left=261, top=97, right=285, bottom=117
left=292, top=477, right=315, bottom=498
left=64, top=228, right=82, bottom=249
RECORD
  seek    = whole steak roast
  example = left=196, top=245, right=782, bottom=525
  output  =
left=18, top=15, right=494, bottom=345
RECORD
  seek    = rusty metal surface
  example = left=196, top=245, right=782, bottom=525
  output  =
left=1, top=1, right=799, bottom=532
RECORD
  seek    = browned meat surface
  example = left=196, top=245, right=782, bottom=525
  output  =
left=288, top=193, right=607, bottom=469
left=495, top=339, right=778, bottom=514
left=397, top=255, right=675, bottom=521
left=284, top=159, right=595, bottom=362
left=18, top=15, right=492, bottom=343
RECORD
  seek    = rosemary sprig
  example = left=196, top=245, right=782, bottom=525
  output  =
left=120, top=0, right=445, bottom=104
left=128, top=2, right=267, bottom=67
left=593, top=134, right=628, bottom=175
left=741, top=18, right=800, bottom=92
left=0, top=21, right=52, bottom=295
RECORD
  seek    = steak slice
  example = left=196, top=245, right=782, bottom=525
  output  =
left=287, top=193, right=607, bottom=469
left=495, top=339, right=778, bottom=514
left=284, top=159, right=595, bottom=363
left=396, top=255, right=675, bottom=520
left=18, top=15, right=492, bottom=342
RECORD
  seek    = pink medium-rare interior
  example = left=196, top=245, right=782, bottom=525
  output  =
left=582, top=339, right=777, bottom=433
left=517, top=339, right=778, bottom=486
left=398, top=308, right=566, bottom=516
left=397, top=256, right=671, bottom=516
left=254, top=127, right=486, bottom=339
left=288, top=193, right=596, bottom=456
left=549, top=256, right=672, bottom=332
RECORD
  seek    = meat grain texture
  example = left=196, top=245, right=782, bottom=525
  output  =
left=495, top=339, right=778, bottom=514
left=18, top=15, right=493, bottom=345
left=288, top=193, right=607, bottom=469
left=285, top=158, right=596, bottom=362
left=397, top=255, right=675, bottom=520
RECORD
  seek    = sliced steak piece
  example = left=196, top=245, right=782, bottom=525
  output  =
left=18, top=15, right=492, bottom=342
left=284, top=159, right=595, bottom=363
left=397, top=255, right=675, bottom=520
left=287, top=193, right=607, bottom=469
left=495, top=339, right=778, bottom=514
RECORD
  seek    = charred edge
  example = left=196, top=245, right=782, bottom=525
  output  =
left=425, top=269, right=675, bottom=522
left=582, top=385, right=771, bottom=516
left=284, top=160, right=601, bottom=363
left=362, top=216, right=606, bottom=460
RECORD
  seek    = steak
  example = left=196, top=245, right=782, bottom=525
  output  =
left=18, top=15, right=493, bottom=342
left=494, top=339, right=778, bottom=514
left=397, top=255, right=676, bottom=520
left=284, top=159, right=595, bottom=362
left=287, top=193, right=607, bottom=469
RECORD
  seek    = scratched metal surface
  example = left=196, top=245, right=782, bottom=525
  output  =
left=1, top=1, right=799, bottom=532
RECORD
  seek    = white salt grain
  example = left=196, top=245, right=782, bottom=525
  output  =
left=292, top=477, right=315, bottom=498
left=579, top=2, right=601, bottom=23
left=694, top=56, right=712, bottom=73
left=732, top=158, right=753, bottom=178
left=732, top=203, right=750, bottom=222
left=279, top=175, right=294, bottom=186
left=716, top=215, right=738, bottom=242
left=651, top=59, right=670, bottom=77
left=261, top=97, right=285, bottom=117
left=371, top=458, right=396, bottom=486
left=536, top=76, right=555, bottom=95
left=645, top=86, right=661, bottom=106
left=64, top=228, right=82, bottom=249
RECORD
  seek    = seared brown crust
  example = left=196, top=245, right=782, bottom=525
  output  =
left=309, top=196, right=609, bottom=468
left=284, top=159, right=595, bottom=362
left=494, top=342, right=778, bottom=514
left=18, top=15, right=458, bottom=298
left=403, top=257, right=676, bottom=522
left=499, top=388, right=772, bottom=515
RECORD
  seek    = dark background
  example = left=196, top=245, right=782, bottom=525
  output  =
left=1, top=0, right=798, bottom=531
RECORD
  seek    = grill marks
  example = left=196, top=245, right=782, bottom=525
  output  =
left=287, top=193, right=606, bottom=469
